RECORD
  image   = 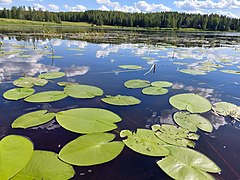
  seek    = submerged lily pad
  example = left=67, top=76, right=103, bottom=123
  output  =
left=213, top=102, right=240, bottom=120
left=12, top=110, right=55, bottom=129
left=56, top=108, right=121, bottom=134
left=64, top=85, right=103, bottom=99
left=173, top=112, right=213, bottom=133
left=38, top=72, right=65, bottom=79
left=118, top=65, right=143, bottom=70
left=152, top=124, right=199, bottom=148
left=12, top=151, right=75, bottom=180
left=124, top=79, right=151, bottom=89
left=3, top=88, right=35, bottom=100
left=25, top=91, right=67, bottom=103
left=101, top=95, right=141, bottom=106
left=57, top=82, right=79, bottom=86
left=151, top=81, right=173, bottom=88
left=169, top=93, right=212, bottom=113
left=220, top=70, right=240, bottom=75
left=157, top=145, right=221, bottom=180
left=142, top=87, right=168, bottom=95
left=120, top=129, right=169, bottom=156
left=0, top=135, right=34, bottom=180
left=179, top=69, right=206, bottom=75
left=13, top=77, right=48, bottom=88
left=59, top=133, right=124, bottom=166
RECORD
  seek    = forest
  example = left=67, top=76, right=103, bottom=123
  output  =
left=0, top=6, right=240, bottom=31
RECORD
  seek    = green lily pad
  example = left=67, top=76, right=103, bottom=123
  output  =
left=198, top=66, right=217, bottom=72
left=152, top=124, right=199, bottom=148
left=173, top=112, right=213, bottom=133
left=0, top=135, right=34, bottom=180
left=101, top=95, right=141, bottom=106
left=151, top=81, right=173, bottom=87
left=47, top=56, right=63, bottom=59
left=157, top=145, right=221, bottom=180
left=3, top=88, right=35, bottom=100
left=213, top=102, right=240, bottom=120
left=173, top=62, right=188, bottom=65
left=120, top=129, right=169, bottom=156
left=17, top=54, right=31, bottom=58
left=142, top=87, right=168, bottom=95
left=13, top=77, right=48, bottom=88
left=64, top=85, right=103, bottom=99
left=179, top=69, right=206, bottom=75
left=59, top=133, right=124, bottom=166
left=220, top=70, right=240, bottom=75
left=169, top=93, right=212, bottom=113
left=12, top=151, right=75, bottom=180
left=57, top=82, right=79, bottom=86
left=38, top=72, right=65, bottom=79
left=56, top=108, right=121, bottom=134
left=124, top=79, right=151, bottom=89
left=24, top=91, right=67, bottom=103
left=118, top=65, right=143, bottom=70
left=12, top=110, right=55, bottom=129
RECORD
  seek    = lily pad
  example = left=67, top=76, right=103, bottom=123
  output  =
left=124, top=79, right=151, bottom=89
left=0, top=135, right=34, bottom=179
left=3, top=88, right=35, bottom=100
left=179, top=69, right=206, bottom=75
left=47, top=56, right=63, bottom=59
left=25, top=91, right=67, bottom=103
left=157, top=145, right=221, bottom=180
left=120, top=129, right=169, bottom=156
left=169, top=93, right=212, bottom=113
left=213, top=102, right=240, bottom=120
left=38, top=72, right=65, bottom=79
left=12, top=110, right=55, bottom=129
left=12, top=151, right=75, bottom=180
left=220, top=70, right=240, bottom=75
left=64, top=84, right=103, bottom=99
left=152, top=124, right=199, bottom=148
left=101, top=95, right=141, bottom=106
left=56, top=108, right=121, bottom=134
left=13, top=77, right=48, bottom=88
left=173, top=112, right=213, bottom=133
left=118, top=65, right=143, bottom=70
left=142, top=87, right=168, bottom=95
left=59, top=133, right=124, bottom=166
left=151, top=81, right=173, bottom=88
left=57, top=82, right=79, bottom=86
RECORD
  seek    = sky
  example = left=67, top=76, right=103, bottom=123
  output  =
left=0, top=0, right=240, bottom=18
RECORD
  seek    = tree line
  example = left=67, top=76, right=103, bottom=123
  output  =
left=1, top=6, right=240, bottom=31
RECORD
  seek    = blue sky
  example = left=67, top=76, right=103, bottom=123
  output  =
left=0, top=0, right=240, bottom=18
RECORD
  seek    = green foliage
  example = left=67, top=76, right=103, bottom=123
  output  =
left=3, top=88, right=35, bottom=100
left=101, top=95, right=141, bottom=106
left=24, top=91, right=67, bottom=103
left=142, top=87, right=168, bottom=96
left=38, top=72, right=65, bottom=79
left=124, top=79, right=151, bottom=89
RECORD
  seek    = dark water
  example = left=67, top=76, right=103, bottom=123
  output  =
left=0, top=33, right=240, bottom=180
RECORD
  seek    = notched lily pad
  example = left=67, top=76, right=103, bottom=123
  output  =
left=142, top=87, right=168, bottom=95
left=3, top=88, right=35, bottom=100
left=12, top=110, right=55, bottom=129
left=56, top=108, right=121, bottom=134
left=118, top=65, right=143, bottom=70
left=124, top=79, right=151, bottom=89
left=24, top=91, right=67, bottom=103
left=101, top=95, right=141, bottom=106
left=57, top=82, right=79, bottom=86
left=59, top=133, right=124, bottom=166
left=13, top=77, right=48, bottom=88
left=213, top=102, right=240, bottom=120
left=120, top=129, right=169, bottom=156
left=179, top=69, right=206, bottom=75
left=169, top=93, right=212, bottom=113
left=38, top=72, right=65, bottom=79
left=151, top=81, right=173, bottom=88
left=47, top=56, right=63, bottom=59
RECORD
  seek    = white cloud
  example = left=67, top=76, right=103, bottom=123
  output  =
left=0, top=0, right=12, bottom=4
left=48, top=4, right=59, bottom=11
left=98, top=5, right=110, bottom=11
left=64, top=4, right=86, bottom=12
left=135, top=1, right=171, bottom=12
left=33, top=3, right=46, bottom=11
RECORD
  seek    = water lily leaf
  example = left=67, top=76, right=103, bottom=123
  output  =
left=157, top=145, right=221, bottom=180
left=47, top=56, right=63, bottom=59
left=64, top=84, right=103, bottom=99
left=0, top=135, right=34, bottom=179
left=12, top=110, right=55, bottom=129
left=57, top=82, right=79, bottom=86
left=59, top=133, right=124, bottom=166
left=12, top=151, right=75, bottom=180
left=169, top=93, right=212, bottom=113
left=101, top=95, right=141, bottom=106
left=173, top=112, right=213, bottom=133
left=151, top=81, right=173, bottom=87
left=142, top=87, right=168, bottom=95
left=25, top=91, right=67, bottom=103
left=13, top=77, right=48, bottom=88
left=173, top=62, right=188, bottom=65
left=152, top=124, right=199, bottom=148
left=38, top=72, right=65, bottom=79
left=124, top=79, right=151, bottom=89
left=118, top=65, right=143, bottom=70
left=120, top=129, right=169, bottom=156
left=213, top=102, right=240, bottom=120
left=56, top=108, right=121, bottom=134
left=179, top=69, right=206, bottom=75
left=220, top=70, right=240, bottom=75
left=198, top=66, right=217, bottom=72
left=3, top=88, right=35, bottom=100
